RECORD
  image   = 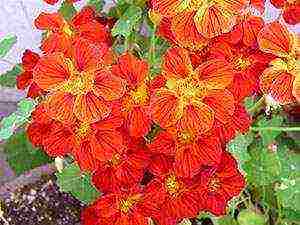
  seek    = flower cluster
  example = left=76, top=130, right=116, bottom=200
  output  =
left=17, top=1, right=299, bottom=225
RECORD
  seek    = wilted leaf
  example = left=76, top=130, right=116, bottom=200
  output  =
left=56, top=163, right=100, bottom=204
left=111, top=5, right=142, bottom=37
left=0, top=35, right=17, bottom=58
left=3, top=132, right=52, bottom=176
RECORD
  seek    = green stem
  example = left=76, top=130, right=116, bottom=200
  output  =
left=248, top=97, right=265, bottom=115
left=251, top=127, right=300, bottom=132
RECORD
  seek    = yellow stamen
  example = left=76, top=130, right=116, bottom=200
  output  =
left=208, top=177, right=221, bottom=192
left=234, top=56, right=251, bottom=71
left=119, top=194, right=142, bottom=213
left=76, top=122, right=91, bottom=140
left=165, top=174, right=181, bottom=196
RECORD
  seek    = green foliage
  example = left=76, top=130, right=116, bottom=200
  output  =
left=0, top=35, right=17, bottom=58
left=0, top=99, right=36, bottom=141
left=255, top=115, right=284, bottom=146
left=111, top=5, right=143, bottom=38
left=217, top=216, right=239, bottom=225
left=244, top=146, right=282, bottom=186
left=56, top=163, right=100, bottom=204
left=237, top=210, right=266, bottom=225
left=0, top=64, right=22, bottom=87
left=87, top=0, right=105, bottom=12
left=58, top=0, right=76, bottom=21
left=3, top=132, right=52, bottom=176
left=227, top=132, right=253, bottom=165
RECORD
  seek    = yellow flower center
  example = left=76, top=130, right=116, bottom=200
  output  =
left=76, top=122, right=91, bottom=140
left=177, top=0, right=203, bottom=11
left=234, top=56, right=251, bottom=71
left=178, top=129, right=195, bottom=145
left=119, top=194, right=142, bottom=213
left=61, top=60, right=95, bottom=95
left=130, top=84, right=149, bottom=106
left=208, top=177, right=221, bottom=192
left=165, top=174, right=181, bottom=196
left=110, top=153, right=122, bottom=167
left=62, top=24, right=74, bottom=37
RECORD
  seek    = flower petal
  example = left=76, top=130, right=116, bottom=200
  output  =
left=34, top=12, right=64, bottom=30
left=74, top=92, right=111, bottom=123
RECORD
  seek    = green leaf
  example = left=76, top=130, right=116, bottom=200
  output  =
left=244, top=147, right=282, bottom=186
left=276, top=176, right=300, bottom=211
left=237, top=210, right=266, bottom=225
left=87, top=0, right=105, bottom=12
left=0, top=35, right=17, bottom=58
left=282, top=208, right=300, bottom=223
left=58, top=0, right=76, bottom=21
left=3, top=132, right=52, bottom=176
left=217, top=216, right=238, bottom=225
left=0, top=64, right=22, bottom=87
left=56, top=163, right=100, bottom=204
left=0, top=99, right=36, bottom=141
left=111, top=5, right=142, bottom=37
left=256, top=115, right=284, bottom=146
left=227, top=132, right=253, bottom=165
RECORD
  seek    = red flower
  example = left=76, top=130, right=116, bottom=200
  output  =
left=258, top=22, right=299, bottom=104
left=35, top=6, right=111, bottom=55
left=92, top=142, right=150, bottom=193
left=270, top=0, right=300, bottom=25
left=43, top=0, right=81, bottom=5
left=27, top=104, right=126, bottom=172
left=152, top=0, right=248, bottom=40
left=33, top=37, right=125, bottom=123
left=143, top=158, right=200, bottom=225
left=16, top=50, right=44, bottom=98
left=209, top=40, right=274, bottom=101
left=148, top=129, right=222, bottom=178
left=82, top=187, right=149, bottom=225
left=150, top=47, right=235, bottom=135
left=111, top=53, right=152, bottom=137
left=196, top=151, right=246, bottom=216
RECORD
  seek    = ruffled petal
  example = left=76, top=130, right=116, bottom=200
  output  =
left=127, top=106, right=152, bottom=137
left=33, top=53, right=71, bottom=91
left=258, top=21, right=294, bottom=57
left=93, top=69, right=125, bottom=101
left=74, top=92, right=111, bottom=123
left=196, top=59, right=234, bottom=90
left=34, top=12, right=64, bottom=31
left=151, top=0, right=182, bottom=17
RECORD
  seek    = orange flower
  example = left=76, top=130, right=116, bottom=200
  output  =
left=43, top=0, right=81, bottom=5
left=16, top=50, right=44, bottom=98
left=152, top=0, right=248, bottom=40
left=148, top=129, right=222, bottom=178
left=82, top=187, right=149, bottom=225
left=34, top=6, right=111, bottom=55
left=143, top=159, right=201, bottom=224
left=111, top=53, right=152, bottom=137
left=258, top=21, right=300, bottom=103
left=270, top=0, right=300, bottom=25
left=195, top=152, right=246, bottom=216
left=150, top=47, right=235, bottom=135
left=33, top=37, right=125, bottom=123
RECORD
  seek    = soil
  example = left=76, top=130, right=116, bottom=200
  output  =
left=0, top=174, right=84, bottom=225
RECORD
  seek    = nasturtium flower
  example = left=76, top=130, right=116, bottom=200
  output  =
left=16, top=50, right=44, bottom=98
left=209, top=40, right=274, bottom=101
left=27, top=104, right=126, bottom=172
left=196, top=152, right=246, bottom=216
left=35, top=6, right=111, bottom=55
left=92, top=139, right=150, bottom=193
left=143, top=157, right=200, bottom=225
left=270, top=0, right=300, bottom=25
left=258, top=21, right=300, bottom=103
left=43, top=0, right=81, bottom=5
left=148, top=129, right=222, bottom=178
left=82, top=187, right=150, bottom=225
left=33, top=37, right=125, bottom=123
left=150, top=47, right=235, bottom=135
left=152, top=0, right=248, bottom=40
left=111, top=53, right=152, bottom=137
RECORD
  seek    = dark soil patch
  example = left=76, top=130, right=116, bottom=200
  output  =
left=1, top=174, right=84, bottom=225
